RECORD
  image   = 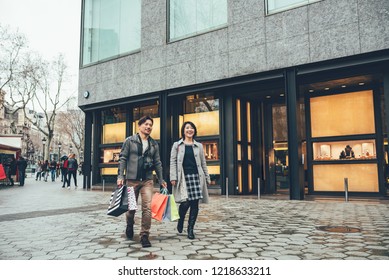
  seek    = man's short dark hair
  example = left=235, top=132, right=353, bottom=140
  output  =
left=138, top=115, right=154, bottom=126
left=181, top=121, right=197, bottom=139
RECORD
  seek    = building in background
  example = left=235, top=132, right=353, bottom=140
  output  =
left=78, top=0, right=389, bottom=199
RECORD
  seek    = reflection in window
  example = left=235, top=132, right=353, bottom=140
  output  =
left=82, top=0, right=141, bottom=65
left=266, top=0, right=320, bottom=14
left=169, top=0, right=227, bottom=41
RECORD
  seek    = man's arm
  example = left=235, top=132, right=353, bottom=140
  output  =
left=117, top=138, right=130, bottom=185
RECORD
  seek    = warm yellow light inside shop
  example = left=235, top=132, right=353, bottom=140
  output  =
left=313, top=164, right=378, bottom=192
left=179, top=111, right=219, bottom=136
left=102, top=122, right=126, bottom=144
left=310, top=90, right=375, bottom=137
left=101, top=167, right=118, bottom=175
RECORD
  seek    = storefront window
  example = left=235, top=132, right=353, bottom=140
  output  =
left=310, top=90, right=375, bottom=137
left=82, top=0, right=141, bottom=66
left=132, top=102, right=160, bottom=140
left=102, top=107, right=127, bottom=144
left=180, top=94, right=219, bottom=136
left=180, top=94, right=220, bottom=187
left=309, top=89, right=379, bottom=193
left=100, top=147, right=121, bottom=164
left=169, top=0, right=227, bottom=41
left=313, top=140, right=376, bottom=161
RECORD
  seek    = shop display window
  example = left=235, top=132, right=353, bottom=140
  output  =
left=201, top=140, right=219, bottom=161
left=102, top=107, right=127, bottom=144
left=207, top=164, right=221, bottom=186
left=101, top=148, right=121, bottom=164
left=313, top=164, right=379, bottom=192
left=313, top=140, right=376, bottom=161
left=310, top=90, right=375, bottom=137
left=180, top=94, right=219, bottom=137
left=102, top=123, right=126, bottom=144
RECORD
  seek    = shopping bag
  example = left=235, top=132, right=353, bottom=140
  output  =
left=151, top=189, right=168, bottom=221
left=162, top=194, right=180, bottom=221
left=107, top=185, right=128, bottom=217
left=0, top=164, right=6, bottom=180
left=127, top=186, right=137, bottom=211
left=169, top=196, right=180, bottom=221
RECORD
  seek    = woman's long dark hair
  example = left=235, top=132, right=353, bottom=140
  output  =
left=181, top=121, right=197, bottom=139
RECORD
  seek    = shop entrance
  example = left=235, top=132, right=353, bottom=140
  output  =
left=235, top=93, right=289, bottom=196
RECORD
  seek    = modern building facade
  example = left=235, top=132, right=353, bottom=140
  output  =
left=78, top=0, right=389, bottom=199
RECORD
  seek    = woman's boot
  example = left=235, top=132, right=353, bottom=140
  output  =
left=187, top=206, right=198, bottom=239
left=177, top=201, right=189, bottom=233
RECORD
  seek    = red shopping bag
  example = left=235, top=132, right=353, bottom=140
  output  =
left=0, top=164, right=6, bottom=180
left=151, top=191, right=168, bottom=221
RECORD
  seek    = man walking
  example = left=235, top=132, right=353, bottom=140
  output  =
left=117, top=115, right=167, bottom=248
left=16, top=156, right=28, bottom=186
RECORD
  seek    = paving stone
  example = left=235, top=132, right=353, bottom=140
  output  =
left=1, top=177, right=389, bottom=260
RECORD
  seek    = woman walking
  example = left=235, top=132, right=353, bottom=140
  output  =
left=169, top=121, right=210, bottom=239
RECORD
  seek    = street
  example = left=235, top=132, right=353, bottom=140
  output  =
left=0, top=175, right=389, bottom=260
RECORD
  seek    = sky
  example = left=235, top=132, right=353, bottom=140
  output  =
left=0, top=0, right=81, bottom=99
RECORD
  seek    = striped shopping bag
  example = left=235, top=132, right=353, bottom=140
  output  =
left=107, top=185, right=128, bottom=217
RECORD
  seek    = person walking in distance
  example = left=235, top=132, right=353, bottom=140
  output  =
left=16, top=156, right=28, bottom=186
left=61, top=157, right=69, bottom=188
left=49, top=159, right=57, bottom=182
left=117, top=115, right=167, bottom=248
left=67, top=153, right=78, bottom=189
left=170, top=121, right=210, bottom=239
left=42, top=160, right=49, bottom=182
left=35, top=160, right=42, bottom=181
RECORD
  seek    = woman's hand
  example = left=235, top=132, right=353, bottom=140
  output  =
left=171, top=180, right=176, bottom=186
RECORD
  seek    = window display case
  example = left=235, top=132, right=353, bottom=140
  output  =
left=309, top=90, right=379, bottom=193
left=101, top=148, right=121, bottom=164
left=313, top=140, right=376, bottom=161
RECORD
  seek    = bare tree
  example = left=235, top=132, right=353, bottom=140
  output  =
left=1, top=26, right=73, bottom=160
left=0, top=24, right=27, bottom=95
left=56, top=108, right=85, bottom=159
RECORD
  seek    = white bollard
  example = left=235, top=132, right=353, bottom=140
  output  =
left=344, top=178, right=348, bottom=202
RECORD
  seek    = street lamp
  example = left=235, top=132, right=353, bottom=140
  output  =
left=42, top=137, right=47, bottom=160
left=58, top=141, right=62, bottom=160
left=69, top=144, right=73, bottom=154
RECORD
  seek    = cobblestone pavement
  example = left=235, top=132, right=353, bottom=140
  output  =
left=0, top=176, right=389, bottom=260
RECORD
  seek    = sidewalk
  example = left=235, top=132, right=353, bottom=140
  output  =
left=0, top=176, right=388, bottom=260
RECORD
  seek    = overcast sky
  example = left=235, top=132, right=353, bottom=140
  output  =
left=0, top=0, right=81, bottom=98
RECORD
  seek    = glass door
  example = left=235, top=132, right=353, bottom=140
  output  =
left=272, top=104, right=289, bottom=194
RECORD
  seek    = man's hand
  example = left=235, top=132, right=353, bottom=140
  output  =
left=161, top=181, right=167, bottom=188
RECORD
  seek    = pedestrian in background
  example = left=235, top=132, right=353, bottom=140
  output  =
left=16, top=156, right=28, bottom=186
left=49, top=159, right=57, bottom=182
left=61, top=156, right=69, bottom=188
left=117, top=115, right=167, bottom=248
left=35, top=160, right=42, bottom=181
left=169, top=121, right=210, bottom=239
left=67, top=153, right=78, bottom=189
left=42, top=160, right=49, bottom=182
